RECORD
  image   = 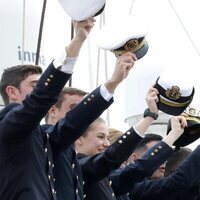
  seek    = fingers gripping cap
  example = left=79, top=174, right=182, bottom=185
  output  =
left=167, top=108, right=200, bottom=147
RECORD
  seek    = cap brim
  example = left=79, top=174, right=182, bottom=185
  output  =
left=157, top=101, right=186, bottom=116
left=134, top=41, right=149, bottom=59
left=94, top=4, right=105, bottom=17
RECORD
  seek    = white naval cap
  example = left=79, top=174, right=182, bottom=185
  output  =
left=58, top=0, right=105, bottom=21
left=154, top=69, right=195, bottom=116
left=96, top=16, right=149, bottom=59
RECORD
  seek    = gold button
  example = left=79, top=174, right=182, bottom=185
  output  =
left=154, top=149, right=158, bottom=153
left=50, top=75, right=54, bottom=78
left=119, top=140, right=122, bottom=144
left=127, top=131, right=131, bottom=135
left=47, top=78, right=51, bottom=82
left=63, top=59, right=68, bottom=65
left=45, top=82, right=48, bottom=86
left=109, top=180, right=112, bottom=186
left=45, top=148, right=48, bottom=153
left=123, top=135, right=127, bottom=139
left=91, top=94, right=94, bottom=98
left=158, top=145, right=162, bottom=149
left=151, top=152, right=155, bottom=156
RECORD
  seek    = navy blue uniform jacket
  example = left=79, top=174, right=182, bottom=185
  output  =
left=82, top=141, right=174, bottom=200
left=53, top=125, right=143, bottom=200
left=0, top=62, right=111, bottom=200
left=129, top=145, right=200, bottom=200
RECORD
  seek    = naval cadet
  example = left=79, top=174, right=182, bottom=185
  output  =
left=0, top=17, right=95, bottom=200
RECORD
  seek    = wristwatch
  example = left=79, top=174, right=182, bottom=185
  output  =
left=143, top=108, right=158, bottom=120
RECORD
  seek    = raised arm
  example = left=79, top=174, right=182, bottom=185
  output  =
left=48, top=52, right=137, bottom=153
left=109, top=116, right=187, bottom=196
left=0, top=18, right=94, bottom=141
left=79, top=86, right=160, bottom=184
left=129, top=145, right=200, bottom=200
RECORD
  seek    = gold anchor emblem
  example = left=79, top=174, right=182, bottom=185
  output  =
left=124, top=39, right=139, bottom=51
left=165, top=86, right=181, bottom=100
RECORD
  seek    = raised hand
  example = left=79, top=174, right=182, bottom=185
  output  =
left=105, top=52, right=137, bottom=93
left=163, top=116, right=187, bottom=147
left=146, top=86, right=159, bottom=114
left=66, top=17, right=96, bottom=57
left=170, top=116, right=187, bottom=138
left=73, top=17, right=96, bottom=41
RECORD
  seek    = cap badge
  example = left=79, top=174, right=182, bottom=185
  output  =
left=124, top=39, right=139, bottom=51
left=184, top=107, right=200, bottom=117
left=188, top=108, right=197, bottom=116
left=165, top=86, right=181, bottom=100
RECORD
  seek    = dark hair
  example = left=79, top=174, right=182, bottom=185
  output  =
left=45, top=87, right=87, bottom=122
left=0, top=64, right=42, bottom=105
left=165, top=147, right=192, bottom=176
left=134, top=133, right=163, bottom=153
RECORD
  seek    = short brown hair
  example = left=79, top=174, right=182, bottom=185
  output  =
left=0, top=64, right=42, bottom=105
left=45, top=87, right=87, bottom=123
left=54, top=87, right=87, bottom=109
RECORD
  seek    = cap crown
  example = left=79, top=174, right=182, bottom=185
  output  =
left=59, top=0, right=105, bottom=21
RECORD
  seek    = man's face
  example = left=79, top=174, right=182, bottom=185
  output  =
left=78, top=122, right=110, bottom=156
left=146, top=141, right=166, bottom=179
left=16, top=74, right=40, bottom=103
left=55, top=94, right=84, bottom=120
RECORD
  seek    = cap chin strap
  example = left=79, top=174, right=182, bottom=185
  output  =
left=185, top=116, right=200, bottom=123
left=159, top=96, right=191, bottom=108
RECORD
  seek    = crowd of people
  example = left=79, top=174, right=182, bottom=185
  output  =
left=0, top=13, right=200, bottom=200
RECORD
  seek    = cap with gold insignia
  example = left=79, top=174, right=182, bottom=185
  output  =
left=167, top=106, right=200, bottom=147
left=58, top=0, right=105, bottom=21
left=96, top=16, right=148, bottom=59
left=154, top=70, right=195, bottom=116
